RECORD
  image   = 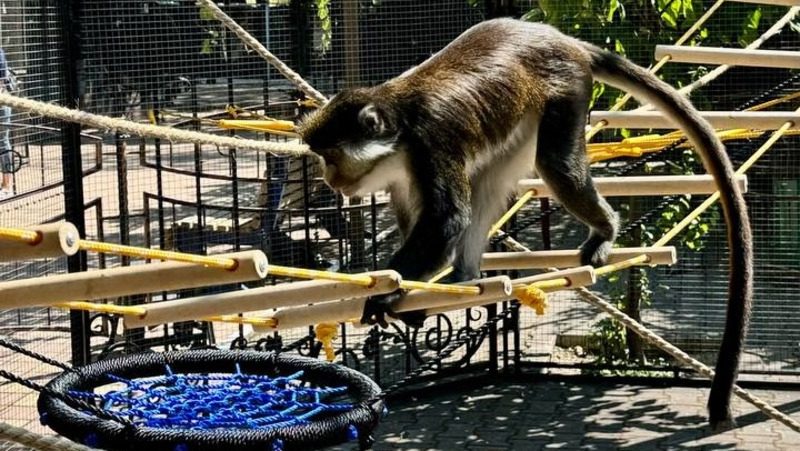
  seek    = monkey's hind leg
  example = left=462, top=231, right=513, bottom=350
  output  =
left=534, top=98, right=618, bottom=267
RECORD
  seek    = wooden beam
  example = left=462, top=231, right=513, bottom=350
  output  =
left=124, top=270, right=401, bottom=329
left=728, top=0, right=800, bottom=7
left=252, top=267, right=596, bottom=332
left=0, top=251, right=268, bottom=310
left=590, top=111, right=800, bottom=130
left=518, top=175, right=748, bottom=198
left=0, top=223, right=79, bottom=262
left=480, top=247, right=676, bottom=271
left=655, top=45, right=800, bottom=69
left=427, top=266, right=597, bottom=315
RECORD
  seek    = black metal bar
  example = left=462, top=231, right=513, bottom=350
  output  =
left=225, top=12, right=241, bottom=252
left=115, top=134, right=130, bottom=265
left=191, top=81, right=206, bottom=255
left=60, top=0, right=91, bottom=367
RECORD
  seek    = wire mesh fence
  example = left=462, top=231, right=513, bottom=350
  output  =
left=0, top=0, right=799, bottom=447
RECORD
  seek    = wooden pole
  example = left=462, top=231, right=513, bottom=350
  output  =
left=125, top=270, right=401, bottom=329
left=255, top=276, right=509, bottom=332
left=393, top=276, right=512, bottom=313
left=425, top=266, right=597, bottom=315
left=480, top=247, right=676, bottom=271
left=0, top=223, right=80, bottom=262
left=518, top=175, right=747, bottom=198
left=728, top=0, right=800, bottom=7
left=590, top=111, right=800, bottom=130
left=655, top=45, right=800, bottom=69
left=0, top=250, right=268, bottom=310
left=253, top=268, right=595, bottom=332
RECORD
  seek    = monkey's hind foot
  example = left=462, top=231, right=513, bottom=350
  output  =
left=398, top=310, right=427, bottom=329
left=579, top=238, right=613, bottom=267
left=361, top=291, right=427, bottom=329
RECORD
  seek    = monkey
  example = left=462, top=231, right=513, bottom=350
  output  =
left=297, top=18, right=752, bottom=430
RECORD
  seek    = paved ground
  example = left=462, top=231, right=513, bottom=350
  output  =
left=347, top=380, right=800, bottom=451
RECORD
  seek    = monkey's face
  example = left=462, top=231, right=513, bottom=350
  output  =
left=298, top=90, right=400, bottom=196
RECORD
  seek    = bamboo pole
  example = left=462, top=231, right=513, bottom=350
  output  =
left=590, top=111, right=800, bottom=130
left=426, top=266, right=597, bottom=315
left=0, top=223, right=79, bottom=262
left=517, top=174, right=747, bottom=198
left=252, top=276, right=508, bottom=332
left=393, top=276, right=512, bottom=313
left=480, top=247, right=676, bottom=271
left=123, top=270, right=401, bottom=329
left=728, top=0, right=800, bottom=6
left=0, top=251, right=268, bottom=310
left=654, top=46, right=800, bottom=69
left=252, top=267, right=594, bottom=332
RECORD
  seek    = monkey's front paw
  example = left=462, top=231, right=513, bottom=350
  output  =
left=361, top=291, right=403, bottom=329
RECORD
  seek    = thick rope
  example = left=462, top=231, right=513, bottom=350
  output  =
left=0, top=422, right=95, bottom=451
left=0, top=92, right=311, bottom=156
left=575, top=287, right=800, bottom=433
left=196, top=0, right=328, bottom=105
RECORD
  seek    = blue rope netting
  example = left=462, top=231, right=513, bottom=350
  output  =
left=67, top=364, right=353, bottom=431
left=38, top=349, right=384, bottom=450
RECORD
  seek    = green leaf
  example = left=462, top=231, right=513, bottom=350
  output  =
left=739, top=8, right=762, bottom=47
left=607, top=0, right=620, bottom=22
left=199, top=5, right=215, bottom=21
left=201, top=38, right=214, bottom=55
left=614, top=39, right=626, bottom=56
left=590, top=82, right=605, bottom=109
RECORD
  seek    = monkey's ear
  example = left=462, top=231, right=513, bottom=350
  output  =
left=358, top=104, right=386, bottom=136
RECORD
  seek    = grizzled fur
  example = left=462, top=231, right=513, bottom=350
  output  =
left=298, top=19, right=752, bottom=431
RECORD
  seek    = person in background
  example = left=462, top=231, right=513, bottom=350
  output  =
left=0, top=47, right=14, bottom=199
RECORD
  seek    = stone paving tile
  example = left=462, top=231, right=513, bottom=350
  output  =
left=0, top=378, right=798, bottom=450
left=327, top=381, right=800, bottom=451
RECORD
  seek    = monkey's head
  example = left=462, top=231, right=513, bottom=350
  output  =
left=298, top=88, right=402, bottom=196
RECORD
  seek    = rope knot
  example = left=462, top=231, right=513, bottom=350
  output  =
left=315, top=323, right=339, bottom=362
left=515, top=285, right=548, bottom=315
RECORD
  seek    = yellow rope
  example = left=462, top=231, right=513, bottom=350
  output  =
left=595, top=254, right=651, bottom=277
left=77, top=239, right=238, bottom=270
left=53, top=301, right=147, bottom=316
left=487, top=2, right=722, bottom=258
left=512, top=277, right=573, bottom=315
left=0, top=227, right=40, bottom=244
left=217, top=119, right=299, bottom=137
left=400, top=280, right=481, bottom=295
left=587, top=87, right=800, bottom=160
left=205, top=315, right=278, bottom=328
left=655, top=114, right=796, bottom=247
left=586, top=0, right=725, bottom=141
left=596, top=110, right=797, bottom=273
left=268, top=264, right=376, bottom=286
left=515, top=285, right=548, bottom=315
left=486, top=189, right=537, bottom=238
left=315, top=322, right=339, bottom=362
left=270, top=264, right=479, bottom=294
left=429, top=189, right=539, bottom=283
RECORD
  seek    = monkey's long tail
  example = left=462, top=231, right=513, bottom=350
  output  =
left=583, top=43, right=754, bottom=430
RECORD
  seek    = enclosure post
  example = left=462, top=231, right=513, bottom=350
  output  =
left=625, top=198, right=645, bottom=361
left=59, top=0, right=91, bottom=366
left=342, top=0, right=367, bottom=271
